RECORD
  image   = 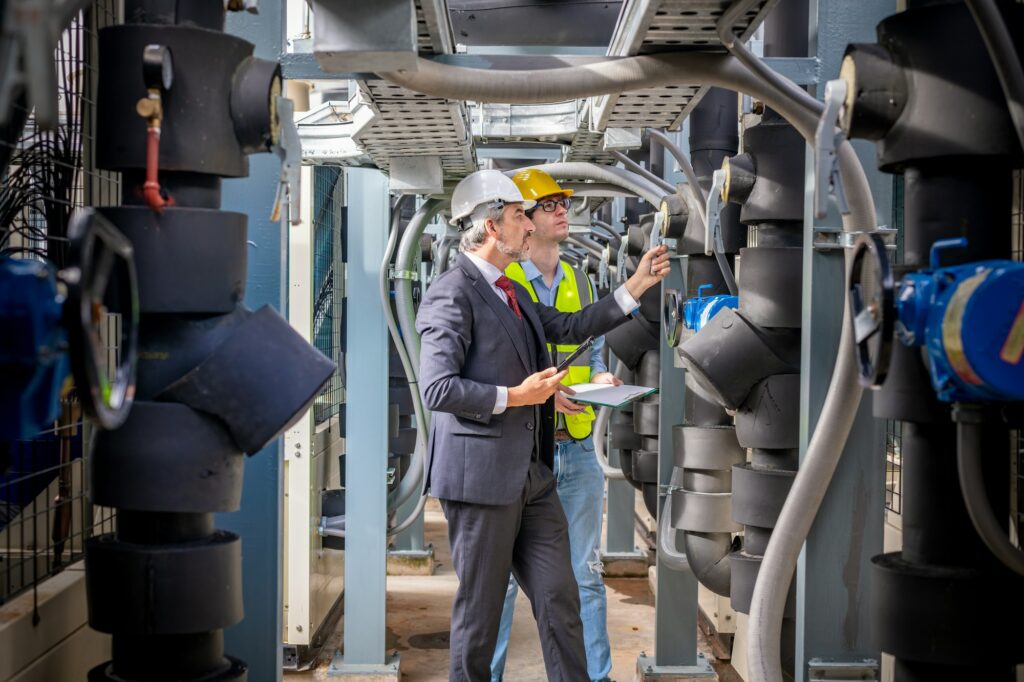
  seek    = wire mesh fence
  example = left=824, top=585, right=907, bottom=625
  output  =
left=0, top=1, right=121, bottom=608
left=311, top=166, right=346, bottom=426
left=885, top=175, right=905, bottom=515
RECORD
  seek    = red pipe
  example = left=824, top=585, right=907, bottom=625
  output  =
left=143, top=126, right=173, bottom=213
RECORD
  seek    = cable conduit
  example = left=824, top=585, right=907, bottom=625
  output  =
left=610, top=150, right=677, bottom=195
left=964, top=0, right=1024, bottom=153
left=957, top=418, right=1024, bottom=576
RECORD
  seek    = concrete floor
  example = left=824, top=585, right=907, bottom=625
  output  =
left=289, top=498, right=739, bottom=681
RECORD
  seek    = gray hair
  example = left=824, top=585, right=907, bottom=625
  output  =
left=458, top=202, right=506, bottom=253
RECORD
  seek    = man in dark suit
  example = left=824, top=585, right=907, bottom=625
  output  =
left=417, top=169, right=669, bottom=681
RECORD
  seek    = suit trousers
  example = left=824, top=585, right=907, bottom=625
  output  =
left=441, top=458, right=588, bottom=682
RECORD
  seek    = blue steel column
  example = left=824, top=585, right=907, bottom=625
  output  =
left=641, top=257, right=713, bottom=677
left=605, top=198, right=641, bottom=556
left=217, top=5, right=287, bottom=681
left=605, top=378, right=638, bottom=554
left=330, top=168, right=397, bottom=674
left=796, top=0, right=893, bottom=678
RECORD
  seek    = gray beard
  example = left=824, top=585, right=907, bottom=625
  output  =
left=495, top=229, right=528, bottom=261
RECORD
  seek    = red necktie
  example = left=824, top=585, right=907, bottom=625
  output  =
left=494, top=275, right=523, bottom=320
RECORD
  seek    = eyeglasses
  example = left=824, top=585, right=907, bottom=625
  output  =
left=528, top=197, right=571, bottom=215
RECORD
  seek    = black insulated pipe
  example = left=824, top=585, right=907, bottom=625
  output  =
left=846, top=3, right=1024, bottom=679
left=84, top=2, right=335, bottom=681
left=673, top=3, right=808, bottom=670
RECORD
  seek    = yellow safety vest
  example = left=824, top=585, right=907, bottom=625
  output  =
left=506, top=260, right=596, bottom=439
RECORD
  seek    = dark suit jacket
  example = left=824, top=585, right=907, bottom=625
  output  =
left=416, top=253, right=629, bottom=505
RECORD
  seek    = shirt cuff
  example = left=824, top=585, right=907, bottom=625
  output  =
left=493, top=386, right=508, bottom=414
left=612, top=285, right=640, bottom=316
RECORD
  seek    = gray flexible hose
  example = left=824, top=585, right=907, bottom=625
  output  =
left=610, top=150, right=677, bottom=194
left=658, top=492, right=691, bottom=573
left=379, top=54, right=874, bottom=231
left=646, top=128, right=707, bottom=213
left=395, top=199, right=446, bottom=370
left=957, top=419, right=1024, bottom=576
left=566, top=234, right=606, bottom=260
left=381, top=197, right=428, bottom=514
left=646, top=130, right=735, bottom=297
left=591, top=219, right=623, bottom=247
left=382, top=196, right=424, bottom=512
left=965, top=0, right=1024, bottom=152
left=509, top=161, right=668, bottom=208
left=716, top=0, right=820, bottom=119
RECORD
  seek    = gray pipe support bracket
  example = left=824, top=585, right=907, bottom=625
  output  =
left=814, top=78, right=851, bottom=219
left=813, top=226, right=897, bottom=251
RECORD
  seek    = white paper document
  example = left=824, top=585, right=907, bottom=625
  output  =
left=565, top=383, right=658, bottom=409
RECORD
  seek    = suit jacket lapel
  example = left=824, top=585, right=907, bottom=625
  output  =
left=458, top=255, right=532, bottom=374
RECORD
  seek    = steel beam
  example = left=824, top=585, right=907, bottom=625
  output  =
left=795, top=1, right=894, bottom=680
left=642, top=257, right=713, bottom=679
left=329, top=168, right=398, bottom=677
left=217, top=5, right=287, bottom=681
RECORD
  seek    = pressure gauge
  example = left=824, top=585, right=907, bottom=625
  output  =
left=142, top=44, right=173, bottom=91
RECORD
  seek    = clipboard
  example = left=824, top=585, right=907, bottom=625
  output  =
left=565, top=383, right=658, bottom=409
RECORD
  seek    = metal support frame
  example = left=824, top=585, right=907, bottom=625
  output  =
left=603, top=197, right=646, bottom=567
left=216, top=5, right=288, bottom=681
left=795, top=1, right=894, bottom=680
left=640, top=256, right=714, bottom=680
left=329, top=168, right=400, bottom=679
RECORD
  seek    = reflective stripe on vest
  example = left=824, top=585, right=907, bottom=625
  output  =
left=506, top=260, right=596, bottom=439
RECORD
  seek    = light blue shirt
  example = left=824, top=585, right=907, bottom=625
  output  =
left=517, top=260, right=608, bottom=376
left=463, top=252, right=632, bottom=414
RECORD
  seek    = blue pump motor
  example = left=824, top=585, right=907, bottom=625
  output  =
left=895, top=239, right=1024, bottom=403
left=0, top=257, right=71, bottom=439
left=684, top=284, right=739, bottom=332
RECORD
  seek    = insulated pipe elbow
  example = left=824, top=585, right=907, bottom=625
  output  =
left=682, top=531, right=733, bottom=597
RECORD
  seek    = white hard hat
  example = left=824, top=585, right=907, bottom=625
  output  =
left=449, top=169, right=536, bottom=227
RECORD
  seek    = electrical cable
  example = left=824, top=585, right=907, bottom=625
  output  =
left=646, top=128, right=707, bottom=214
left=964, top=0, right=1024, bottom=153
left=506, top=162, right=667, bottom=208
left=657, top=492, right=691, bottom=572
left=591, top=219, right=622, bottom=247
left=957, top=417, right=1024, bottom=577
left=382, top=195, right=425, bottom=514
left=609, top=150, right=676, bottom=194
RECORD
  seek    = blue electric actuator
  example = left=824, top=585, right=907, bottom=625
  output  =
left=684, top=284, right=739, bottom=332
left=0, top=258, right=71, bottom=439
left=849, top=235, right=1024, bottom=402
left=0, top=209, right=140, bottom=439
left=896, top=239, right=1024, bottom=403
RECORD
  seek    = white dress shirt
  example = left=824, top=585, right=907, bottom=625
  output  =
left=463, top=251, right=639, bottom=414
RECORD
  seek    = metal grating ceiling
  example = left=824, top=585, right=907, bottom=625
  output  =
left=350, top=0, right=477, bottom=181
left=591, top=0, right=775, bottom=131
left=352, top=80, right=477, bottom=181
left=314, top=0, right=776, bottom=181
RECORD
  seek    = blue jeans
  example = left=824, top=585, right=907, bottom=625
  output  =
left=490, top=437, right=611, bottom=682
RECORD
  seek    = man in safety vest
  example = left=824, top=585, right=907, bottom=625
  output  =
left=490, top=168, right=621, bottom=682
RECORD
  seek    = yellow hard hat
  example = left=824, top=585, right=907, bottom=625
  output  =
left=511, top=168, right=575, bottom=202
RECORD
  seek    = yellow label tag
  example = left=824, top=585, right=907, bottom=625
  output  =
left=999, top=300, right=1024, bottom=365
